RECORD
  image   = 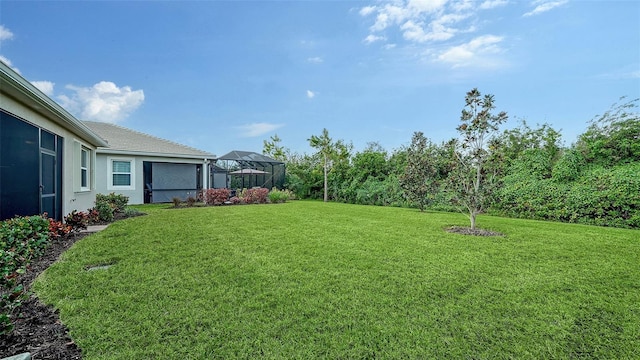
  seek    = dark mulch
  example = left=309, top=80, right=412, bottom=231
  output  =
left=0, top=233, right=88, bottom=359
left=446, top=226, right=505, bottom=237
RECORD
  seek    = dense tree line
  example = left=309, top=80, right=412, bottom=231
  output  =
left=264, top=94, right=639, bottom=229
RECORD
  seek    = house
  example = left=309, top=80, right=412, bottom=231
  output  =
left=83, top=121, right=215, bottom=204
left=0, top=61, right=109, bottom=221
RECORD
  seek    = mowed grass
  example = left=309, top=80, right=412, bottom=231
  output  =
left=34, top=201, right=640, bottom=359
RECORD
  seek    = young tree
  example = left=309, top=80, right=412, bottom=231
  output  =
left=399, top=131, right=439, bottom=211
left=448, top=88, right=508, bottom=230
left=308, top=128, right=334, bottom=202
left=262, top=134, right=287, bottom=161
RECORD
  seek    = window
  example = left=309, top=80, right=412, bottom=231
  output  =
left=73, top=140, right=92, bottom=192
left=108, top=158, right=135, bottom=190
left=113, top=160, right=131, bottom=186
left=80, top=148, right=89, bottom=190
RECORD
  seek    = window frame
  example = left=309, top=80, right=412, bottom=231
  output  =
left=107, top=157, right=135, bottom=190
left=80, top=147, right=90, bottom=191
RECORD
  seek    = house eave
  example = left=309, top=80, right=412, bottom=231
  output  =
left=95, top=148, right=216, bottom=161
left=0, top=61, right=108, bottom=147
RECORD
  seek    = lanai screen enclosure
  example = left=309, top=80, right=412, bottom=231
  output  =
left=212, top=151, right=285, bottom=190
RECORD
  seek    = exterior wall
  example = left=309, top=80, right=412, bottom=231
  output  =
left=0, top=95, right=99, bottom=217
left=95, top=153, right=210, bottom=204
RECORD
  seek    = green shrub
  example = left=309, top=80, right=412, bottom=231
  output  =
left=268, top=188, right=292, bottom=203
left=495, top=163, right=640, bottom=228
left=96, top=192, right=129, bottom=213
left=93, top=200, right=114, bottom=223
left=123, top=207, right=144, bottom=218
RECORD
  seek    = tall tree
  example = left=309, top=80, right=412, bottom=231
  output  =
left=399, top=131, right=439, bottom=211
left=448, top=88, right=508, bottom=230
left=308, top=128, right=334, bottom=202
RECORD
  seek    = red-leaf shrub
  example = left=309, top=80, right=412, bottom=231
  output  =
left=202, top=188, right=231, bottom=205
left=229, top=196, right=241, bottom=205
left=64, top=210, right=89, bottom=233
left=241, top=188, right=269, bottom=204
left=48, top=218, right=71, bottom=239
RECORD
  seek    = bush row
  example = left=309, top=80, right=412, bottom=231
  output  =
left=198, top=188, right=294, bottom=206
left=495, top=163, right=640, bottom=228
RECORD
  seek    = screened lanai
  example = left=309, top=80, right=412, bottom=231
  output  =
left=212, top=150, right=285, bottom=190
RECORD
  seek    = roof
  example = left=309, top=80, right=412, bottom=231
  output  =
left=218, top=150, right=284, bottom=167
left=0, top=61, right=108, bottom=147
left=84, top=121, right=215, bottom=159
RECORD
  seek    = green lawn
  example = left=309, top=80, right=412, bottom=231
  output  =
left=34, top=201, right=640, bottom=359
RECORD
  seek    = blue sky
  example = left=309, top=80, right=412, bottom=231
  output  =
left=1, top=0, right=638, bottom=156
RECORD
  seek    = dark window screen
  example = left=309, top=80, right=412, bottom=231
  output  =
left=1, top=112, right=40, bottom=220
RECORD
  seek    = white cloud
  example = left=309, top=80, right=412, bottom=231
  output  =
left=360, top=5, right=377, bottom=16
left=0, top=25, right=14, bottom=42
left=306, top=90, right=316, bottom=99
left=361, top=1, right=476, bottom=45
left=58, top=81, right=144, bottom=123
left=401, top=12, right=471, bottom=42
left=452, top=0, right=475, bottom=11
left=523, top=0, right=568, bottom=17
left=479, top=0, right=509, bottom=10
left=307, top=56, right=323, bottom=64
left=236, top=122, right=284, bottom=138
left=0, top=55, right=19, bottom=74
left=407, top=0, right=448, bottom=15
left=363, top=34, right=386, bottom=44
left=384, top=43, right=397, bottom=50
left=31, top=81, right=55, bottom=96
left=437, top=34, right=504, bottom=67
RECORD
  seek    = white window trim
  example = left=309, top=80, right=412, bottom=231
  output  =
left=108, top=157, right=135, bottom=190
left=80, top=147, right=90, bottom=192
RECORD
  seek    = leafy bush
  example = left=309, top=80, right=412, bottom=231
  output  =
left=496, top=163, right=640, bottom=228
left=96, top=193, right=129, bottom=213
left=123, top=207, right=142, bottom=217
left=268, top=188, right=290, bottom=203
left=93, top=200, right=114, bottom=223
left=172, top=197, right=182, bottom=208
left=241, top=188, right=269, bottom=204
left=229, top=196, right=242, bottom=205
left=64, top=210, right=90, bottom=233
left=0, top=215, right=50, bottom=335
left=202, top=189, right=231, bottom=205
left=48, top=218, right=71, bottom=239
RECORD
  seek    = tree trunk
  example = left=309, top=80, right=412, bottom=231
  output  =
left=470, top=211, right=477, bottom=230
left=323, top=154, right=328, bottom=202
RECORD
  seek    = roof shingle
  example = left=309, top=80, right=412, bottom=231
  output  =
left=84, top=121, right=215, bottom=158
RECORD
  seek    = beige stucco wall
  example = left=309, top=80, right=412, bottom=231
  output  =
left=0, top=95, right=99, bottom=216
left=94, top=153, right=210, bottom=204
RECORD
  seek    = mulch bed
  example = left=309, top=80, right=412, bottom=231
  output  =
left=446, top=226, right=504, bottom=237
left=0, top=233, right=88, bottom=359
